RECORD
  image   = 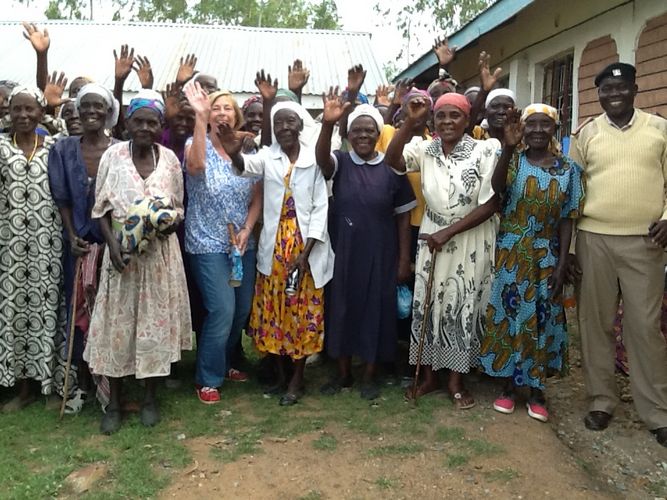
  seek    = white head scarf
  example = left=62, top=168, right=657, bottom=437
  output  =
left=9, top=86, right=47, bottom=108
left=347, top=104, right=384, bottom=133
left=270, top=101, right=315, bottom=146
left=485, top=88, right=516, bottom=108
left=75, top=83, right=120, bottom=129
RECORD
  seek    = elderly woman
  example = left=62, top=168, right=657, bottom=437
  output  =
left=48, top=83, right=120, bottom=412
left=316, top=98, right=415, bottom=400
left=183, top=82, right=261, bottom=404
left=385, top=93, right=499, bottom=409
left=218, top=99, right=334, bottom=406
left=84, top=90, right=192, bottom=434
left=0, top=87, right=64, bottom=410
left=480, top=105, right=584, bottom=422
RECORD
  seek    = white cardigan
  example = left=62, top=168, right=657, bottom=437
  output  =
left=241, top=143, right=334, bottom=289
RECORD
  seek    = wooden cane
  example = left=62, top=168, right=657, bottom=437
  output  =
left=60, top=257, right=82, bottom=419
left=410, top=248, right=438, bottom=407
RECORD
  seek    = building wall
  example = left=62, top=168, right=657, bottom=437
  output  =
left=447, top=0, right=667, bottom=126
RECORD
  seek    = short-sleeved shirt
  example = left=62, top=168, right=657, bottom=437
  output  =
left=184, top=136, right=257, bottom=254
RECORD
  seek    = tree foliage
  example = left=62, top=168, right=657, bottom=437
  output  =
left=19, top=0, right=341, bottom=29
left=375, top=0, right=494, bottom=64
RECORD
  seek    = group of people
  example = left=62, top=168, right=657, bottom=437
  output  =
left=0, top=24, right=666, bottom=447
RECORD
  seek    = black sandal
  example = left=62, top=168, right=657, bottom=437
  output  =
left=319, top=377, right=354, bottom=396
left=140, top=402, right=160, bottom=427
left=359, top=382, right=380, bottom=401
left=100, top=408, right=122, bottom=435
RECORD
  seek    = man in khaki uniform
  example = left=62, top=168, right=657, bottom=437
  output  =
left=568, top=62, right=667, bottom=448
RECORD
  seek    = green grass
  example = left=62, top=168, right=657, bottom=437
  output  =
left=435, top=426, right=466, bottom=443
left=446, top=453, right=470, bottom=468
left=367, top=443, right=425, bottom=457
left=485, top=467, right=519, bottom=483
left=298, top=490, right=323, bottom=500
left=375, top=476, right=399, bottom=489
left=312, top=432, right=338, bottom=451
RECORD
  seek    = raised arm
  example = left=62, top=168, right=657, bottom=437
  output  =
left=466, top=51, right=502, bottom=135
left=255, top=70, right=278, bottom=147
left=43, top=71, right=68, bottom=115
left=133, top=55, right=154, bottom=90
left=23, top=22, right=50, bottom=91
left=433, top=35, right=457, bottom=79
left=339, top=64, right=367, bottom=139
left=491, top=108, right=523, bottom=196
left=316, top=86, right=350, bottom=179
left=113, top=44, right=135, bottom=137
left=385, top=78, right=412, bottom=128
left=288, top=59, right=310, bottom=105
left=183, top=80, right=211, bottom=175
left=384, top=96, right=429, bottom=172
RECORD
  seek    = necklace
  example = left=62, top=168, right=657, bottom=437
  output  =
left=129, top=140, right=156, bottom=176
left=12, top=133, right=38, bottom=162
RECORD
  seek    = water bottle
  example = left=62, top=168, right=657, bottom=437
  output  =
left=285, top=268, right=300, bottom=296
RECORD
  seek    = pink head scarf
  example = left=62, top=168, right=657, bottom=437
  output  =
left=433, top=92, right=471, bottom=116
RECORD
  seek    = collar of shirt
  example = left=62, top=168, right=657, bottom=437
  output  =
left=605, top=109, right=636, bottom=131
left=349, top=149, right=384, bottom=165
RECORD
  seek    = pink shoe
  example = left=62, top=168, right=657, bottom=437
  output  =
left=196, top=386, right=220, bottom=405
left=226, top=368, right=249, bottom=382
left=493, top=395, right=515, bottom=414
left=526, top=401, right=549, bottom=422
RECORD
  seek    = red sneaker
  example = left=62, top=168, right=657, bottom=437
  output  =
left=526, top=401, right=549, bottom=422
left=196, top=386, right=220, bottom=404
left=226, top=368, right=249, bottom=382
left=493, top=395, right=515, bottom=414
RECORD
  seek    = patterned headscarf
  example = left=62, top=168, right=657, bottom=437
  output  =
left=9, top=86, right=47, bottom=108
left=76, top=83, right=120, bottom=129
left=433, top=92, right=471, bottom=116
left=126, top=89, right=165, bottom=120
left=401, top=88, right=433, bottom=109
left=521, top=103, right=559, bottom=123
left=242, top=95, right=262, bottom=114
left=275, top=88, right=299, bottom=103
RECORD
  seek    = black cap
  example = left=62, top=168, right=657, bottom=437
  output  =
left=594, top=62, right=636, bottom=87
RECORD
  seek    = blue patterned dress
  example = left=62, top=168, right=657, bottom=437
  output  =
left=480, top=152, right=585, bottom=389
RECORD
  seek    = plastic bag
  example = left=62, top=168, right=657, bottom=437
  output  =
left=397, top=284, right=413, bottom=319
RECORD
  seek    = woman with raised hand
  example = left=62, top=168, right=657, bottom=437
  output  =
left=48, top=83, right=120, bottom=413
left=385, top=92, right=500, bottom=410
left=316, top=89, right=415, bottom=400
left=217, top=86, right=334, bottom=406
left=183, top=81, right=261, bottom=404
left=0, top=86, right=64, bottom=411
left=84, top=91, right=192, bottom=434
left=480, top=105, right=584, bottom=423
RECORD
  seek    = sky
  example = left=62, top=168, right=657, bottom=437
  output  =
left=3, top=0, right=434, bottom=69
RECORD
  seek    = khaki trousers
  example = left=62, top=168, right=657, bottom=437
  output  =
left=576, top=231, right=667, bottom=430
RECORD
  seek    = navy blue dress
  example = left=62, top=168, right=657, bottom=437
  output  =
left=325, top=150, right=416, bottom=364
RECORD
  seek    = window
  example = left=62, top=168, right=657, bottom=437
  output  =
left=542, top=53, right=574, bottom=141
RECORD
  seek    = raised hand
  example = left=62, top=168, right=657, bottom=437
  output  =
left=405, top=96, right=429, bottom=122
left=133, top=55, right=154, bottom=89
left=321, top=86, right=351, bottom=125
left=503, top=108, right=524, bottom=147
left=163, top=82, right=182, bottom=121
left=347, top=64, right=367, bottom=95
left=176, top=53, right=197, bottom=84
left=288, top=59, right=310, bottom=93
left=44, top=71, right=68, bottom=108
left=375, top=84, right=393, bottom=107
left=216, top=122, right=243, bottom=157
left=114, top=44, right=135, bottom=81
left=255, top=69, right=278, bottom=102
left=433, top=36, right=456, bottom=66
left=392, top=78, right=414, bottom=105
left=22, top=22, right=50, bottom=53
left=183, top=80, right=210, bottom=119
left=479, top=51, right=503, bottom=92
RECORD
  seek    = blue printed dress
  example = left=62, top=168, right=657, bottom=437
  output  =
left=480, top=152, right=585, bottom=389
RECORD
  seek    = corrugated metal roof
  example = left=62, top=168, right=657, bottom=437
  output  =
left=0, top=20, right=387, bottom=103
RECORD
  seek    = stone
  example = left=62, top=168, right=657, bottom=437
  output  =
left=65, top=464, right=109, bottom=494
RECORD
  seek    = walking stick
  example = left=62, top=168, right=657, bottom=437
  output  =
left=410, top=248, right=438, bottom=407
left=60, top=257, right=82, bottom=419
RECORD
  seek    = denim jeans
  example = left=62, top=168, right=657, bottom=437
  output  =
left=188, top=249, right=256, bottom=388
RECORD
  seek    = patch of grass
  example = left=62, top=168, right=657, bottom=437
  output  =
left=299, top=490, right=323, bottom=500
left=367, top=443, right=425, bottom=457
left=375, top=476, right=399, bottom=489
left=435, top=426, right=465, bottom=443
left=485, top=467, right=519, bottom=483
left=466, top=438, right=504, bottom=456
left=446, top=453, right=470, bottom=468
left=312, top=433, right=337, bottom=451
left=647, top=479, right=667, bottom=497
left=209, top=430, right=262, bottom=463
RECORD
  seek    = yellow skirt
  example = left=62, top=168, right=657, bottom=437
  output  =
left=248, top=192, right=324, bottom=359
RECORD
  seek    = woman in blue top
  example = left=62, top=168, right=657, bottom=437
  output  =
left=184, top=81, right=262, bottom=405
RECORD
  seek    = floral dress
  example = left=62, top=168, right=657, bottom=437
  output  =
left=248, top=162, right=324, bottom=359
left=480, top=152, right=585, bottom=389
left=83, top=142, right=192, bottom=379
left=403, top=135, right=499, bottom=373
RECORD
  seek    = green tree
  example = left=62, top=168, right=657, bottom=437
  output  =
left=375, top=0, right=493, bottom=62
left=18, top=0, right=340, bottom=29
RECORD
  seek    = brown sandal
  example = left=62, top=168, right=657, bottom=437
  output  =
left=450, top=390, right=476, bottom=410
